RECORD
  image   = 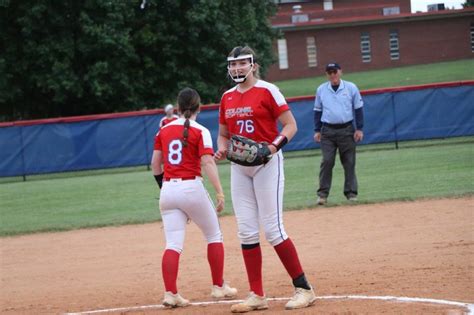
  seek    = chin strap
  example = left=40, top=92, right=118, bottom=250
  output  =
left=228, top=64, right=253, bottom=83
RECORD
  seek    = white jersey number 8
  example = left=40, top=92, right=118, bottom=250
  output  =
left=168, top=139, right=183, bottom=165
left=237, top=119, right=255, bottom=134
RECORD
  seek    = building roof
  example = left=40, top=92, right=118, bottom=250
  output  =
left=272, top=7, right=474, bottom=31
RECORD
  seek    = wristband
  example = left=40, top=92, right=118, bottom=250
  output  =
left=154, top=173, right=164, bottom=188
left=271, top=134, right=288, bottom=151
left=216, top=193, right=225, bottom=201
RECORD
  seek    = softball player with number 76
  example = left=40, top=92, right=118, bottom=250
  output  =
left=215, top=46, right=316, bottom=313
left=151, top=88, right=237, bottom=308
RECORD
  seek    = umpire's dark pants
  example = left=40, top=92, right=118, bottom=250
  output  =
left=317, top=123, right=358, bottom=198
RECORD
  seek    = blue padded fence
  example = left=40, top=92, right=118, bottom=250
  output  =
left=1, top=82, right=473, bottom=177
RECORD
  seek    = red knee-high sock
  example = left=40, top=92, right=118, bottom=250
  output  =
left=207, top=242, right=224, bottom=287
left=242, top=244, right=264, bottom=296
left=274, top=238, right=304, bottom=279
left=162, top=249, right=180, bottom=294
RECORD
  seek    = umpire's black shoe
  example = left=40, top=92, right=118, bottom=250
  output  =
left=317, top=196, right=327, bottom=205
left=347, top=194, right=358, bottom=202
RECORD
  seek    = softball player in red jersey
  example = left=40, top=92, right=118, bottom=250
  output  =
left=151, top=88, right=237, bottom=308
left=159, top=104, right=179, bottom=128
left=215, top=46, right=316, bottom=313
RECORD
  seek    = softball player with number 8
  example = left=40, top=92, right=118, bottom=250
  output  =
left=151, top=88, right=237, bottom=308
left=215, top=46, right=316, bottom=312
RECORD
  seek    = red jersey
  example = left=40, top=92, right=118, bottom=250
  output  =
left=154, top=118, right=213, bottom=178
left=219, top=80, right=290, bottom=143
left=159, top=115, right=179, bottom=128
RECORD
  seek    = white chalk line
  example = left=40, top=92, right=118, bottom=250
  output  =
left=64, top=295, right=474, bottom=314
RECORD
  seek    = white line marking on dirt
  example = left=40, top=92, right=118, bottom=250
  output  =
left=64, top=295, right=474, bottom=314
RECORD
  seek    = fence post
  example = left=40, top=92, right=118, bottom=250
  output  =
left=390, top=92, right=399, bottom=150
left=142, top=115, right=151, bottom=171
left=18, top=126, right=27, bottom=181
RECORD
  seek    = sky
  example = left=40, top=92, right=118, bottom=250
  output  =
left=411, top=0, right=464, bottom=12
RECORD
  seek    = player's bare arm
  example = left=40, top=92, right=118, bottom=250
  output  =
left=269, top=110, right=298, bottom=154
left=151, top=150, right=164, bottom=188
left=201, top=154, right=225, bottom=212
left=215, top=124, right=230, bottom=161
left=151, top=150, right=163, bottom=175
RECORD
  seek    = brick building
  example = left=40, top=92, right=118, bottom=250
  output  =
left=266, top=0, right=474, bottom=81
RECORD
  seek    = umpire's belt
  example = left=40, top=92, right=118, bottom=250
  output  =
left=322, top=121, right=353, bottom=129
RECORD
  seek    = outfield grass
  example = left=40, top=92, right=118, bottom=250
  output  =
left=1, top=137, right=473, bottom=236
left=275, top=59, right=474, bottom=97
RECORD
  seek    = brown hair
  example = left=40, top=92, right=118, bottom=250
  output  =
left=228, top=46, right=260, bottom=79
left=177, top=88, right=201, bottom=147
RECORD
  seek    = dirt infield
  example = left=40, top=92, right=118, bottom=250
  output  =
left=1, top=198, right=473, bottom=314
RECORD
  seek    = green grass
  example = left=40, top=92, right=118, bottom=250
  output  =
left=275, top=59, right=474, bottom=97
left=1, top=137, right=473, bottom=236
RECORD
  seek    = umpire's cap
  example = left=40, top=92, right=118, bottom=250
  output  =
left=325, top=63, right=341, bottom=71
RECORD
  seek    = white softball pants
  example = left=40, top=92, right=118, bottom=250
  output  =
left=159, top=178, right=222, bottom=253
left=231, top=151, right=288, bottom=246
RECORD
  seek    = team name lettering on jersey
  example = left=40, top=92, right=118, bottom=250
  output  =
left=225, top=106, right=254, bottom=119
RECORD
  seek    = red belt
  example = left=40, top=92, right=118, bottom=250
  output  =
left=164, top=176, right=198, bottom=182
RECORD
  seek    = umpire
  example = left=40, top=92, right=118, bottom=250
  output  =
left=313, top=63, right=364, bottom=205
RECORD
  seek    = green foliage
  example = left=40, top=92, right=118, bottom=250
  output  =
left=1, top=137, right=473, bottom=236
left=0, top=0, right=277, bottom=120
left=275, top=59, right=474, bottom=97
left=462, top=0, right=474, bottom=8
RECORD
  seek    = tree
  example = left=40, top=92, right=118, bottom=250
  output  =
left=462, top=0, right=474, bottom=8
left=0, top=0, right=277, bottom=121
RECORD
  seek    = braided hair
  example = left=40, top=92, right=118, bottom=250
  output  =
left=177, top=88, right=201, bottom=147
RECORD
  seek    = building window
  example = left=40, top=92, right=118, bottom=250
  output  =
left=323, top=0, right=333, bottom=10
left=389, top=30, right=400, bottom=60
left=292, top=14, right=309, bottom=23
left=471, top=23, right=474, bottom=53
left=306, top=37, right=317, bottom=67
left=360, top=32, right=371, bottom=63
left=427, top=3, right=445, bottom=11
left=383, top=6, right=400, bottom=16
left=277, top=38, right=289, bottom=69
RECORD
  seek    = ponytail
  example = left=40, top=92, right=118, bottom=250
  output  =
left=177, top=87, right=201, bottom=148
left=182, top=109, right=192, bottom=147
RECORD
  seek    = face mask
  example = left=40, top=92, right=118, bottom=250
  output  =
left=227, top=54, right=254, bottom=83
